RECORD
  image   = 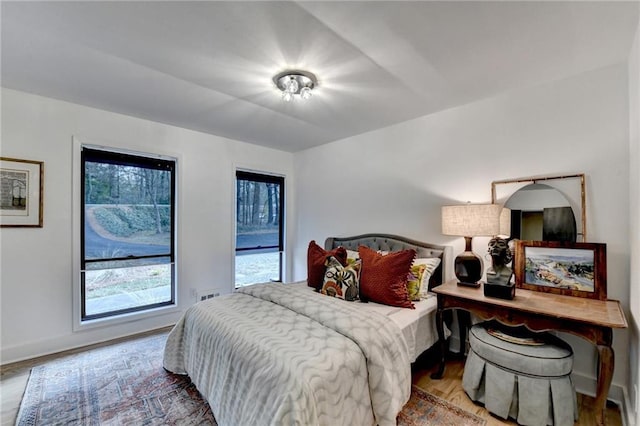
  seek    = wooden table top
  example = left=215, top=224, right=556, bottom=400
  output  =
left=433, top=280, right=628, bottom=329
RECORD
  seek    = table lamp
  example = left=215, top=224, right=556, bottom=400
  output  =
left=499, top=207, right=512, bottom=239
left=442, top=204, right=502, bottom=287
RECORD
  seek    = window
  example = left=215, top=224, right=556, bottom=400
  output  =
left=235, top=171, right=284, bottom=287
left=81, top=147, right=176, bottom=321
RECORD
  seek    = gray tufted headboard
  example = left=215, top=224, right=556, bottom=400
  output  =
left=324, top=233, right=446, bottom=291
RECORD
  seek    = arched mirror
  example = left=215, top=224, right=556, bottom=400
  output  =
left=491, top=174, right=586, bottom=242
left=505, top=183, right=576, bottom=241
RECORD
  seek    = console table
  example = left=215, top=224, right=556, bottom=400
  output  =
left=431, top=279, right=627, bottom=426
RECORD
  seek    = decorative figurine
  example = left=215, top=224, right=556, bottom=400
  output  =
left=486, top=237, right=513, bottom=285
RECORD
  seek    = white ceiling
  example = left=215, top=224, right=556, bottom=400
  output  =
left=2, top=1, right=638, bottom=152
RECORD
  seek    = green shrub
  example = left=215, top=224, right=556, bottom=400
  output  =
left=93, top=205, right=171, bottom=237
left=93, top=207, right=133, bottom=237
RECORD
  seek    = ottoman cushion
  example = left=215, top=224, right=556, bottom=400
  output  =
left=463, top=323, right=577, bottom=426
left=469, top=325, right=573, bottom=377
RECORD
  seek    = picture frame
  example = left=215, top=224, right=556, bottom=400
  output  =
left=0, top=157, right=44, bottom=227
left=514, top=240, right=606, bottom=300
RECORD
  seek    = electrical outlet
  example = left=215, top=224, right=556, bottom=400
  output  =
left=199, top=292, right=220, bottom=301
left=198, top=288, right=222, bottom=302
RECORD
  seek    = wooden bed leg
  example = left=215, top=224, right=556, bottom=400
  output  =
left=430, top=307, right=446, bottom=379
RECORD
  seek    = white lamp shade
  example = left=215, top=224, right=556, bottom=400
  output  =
left=499, top=207, right=511, bottom=237
left=442, top=204, right=502, bottom=237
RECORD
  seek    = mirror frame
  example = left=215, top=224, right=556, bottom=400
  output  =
left=491, top=173, right=586, bottom=242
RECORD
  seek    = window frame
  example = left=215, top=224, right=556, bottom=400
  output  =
left=235, top=170, right=285, bottom=285
left=79, top=146, right=177, bottom=322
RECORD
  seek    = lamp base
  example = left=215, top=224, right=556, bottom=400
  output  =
left=454, top=250, right=483, bottom=286
left=457, top=280, right=481, bottom=288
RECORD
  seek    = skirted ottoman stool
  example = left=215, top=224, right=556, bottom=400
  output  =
left=462, top=323, right=577, bottom=425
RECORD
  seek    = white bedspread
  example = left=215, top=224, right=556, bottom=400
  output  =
left=163, top=282, right=411, bottom=426
left=357, top=296, right=435, bottom=361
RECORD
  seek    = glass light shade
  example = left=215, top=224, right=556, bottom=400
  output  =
left=273, top=70, right=317, bottom=102
left=285, top=78, right=299, bottom=93
left=282, top=91, right=293, bottom=102
left=300, top=86, right=312, bottom=100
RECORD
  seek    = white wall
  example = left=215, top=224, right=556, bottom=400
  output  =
left=628, top=21, right=640, bottom=426
left=0, top=56, right=635, bottom=420
left=294, top=64, right=631, bottom=400
left=0, top=88, right=295, bottom=363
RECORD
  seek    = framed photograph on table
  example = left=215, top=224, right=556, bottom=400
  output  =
left=514, top=240, right=606, bottom=300
left=0, top=157, right=43, bottom=227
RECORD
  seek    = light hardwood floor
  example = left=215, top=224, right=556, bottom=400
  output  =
left=1, top=328, right=622, bottom=425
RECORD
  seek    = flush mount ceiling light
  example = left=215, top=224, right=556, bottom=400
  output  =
left=273, top=70, right=317, bottom=102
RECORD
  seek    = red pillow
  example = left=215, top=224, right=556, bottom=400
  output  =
left=358, top=245, right=416, bottom=309
left=307, top=240, right=347, bottom=290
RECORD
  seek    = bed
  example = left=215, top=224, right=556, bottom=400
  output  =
left=163, top=234, right=447, bottom=426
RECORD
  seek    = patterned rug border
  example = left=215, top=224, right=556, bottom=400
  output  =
left=16, top=333, right=216, bottom=426
left=398, top=385, right=487, bottom=426
left=16, top=332, right=485, bottom=426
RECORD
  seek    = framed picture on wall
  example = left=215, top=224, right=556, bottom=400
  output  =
left=0, top=157, right=43, bottom=227
left=514, top=240, right=606, bottom=300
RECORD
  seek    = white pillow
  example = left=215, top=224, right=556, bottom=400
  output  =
left=413, top=257, right=441, bottom=298
left=346, top=249, right=360, bottom=263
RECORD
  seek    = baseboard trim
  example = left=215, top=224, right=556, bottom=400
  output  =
left=449, top=334, right=464, bottom=355
left=1, top=323, right=175, bottom=368
left=623, top=386, right=637, bottom=426
left=572, top=371, right=632, bottom=426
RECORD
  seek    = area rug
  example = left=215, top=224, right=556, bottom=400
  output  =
left=398, top=386, right=486, bottom=426
left=17, top=332, right=485, bottom=425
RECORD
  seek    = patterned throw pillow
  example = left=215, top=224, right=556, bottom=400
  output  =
left=358, top=245, right=416, bottom=308
left=414, top=257, right=442, bottom=299
left=406, top=264, right=427, bottom=301
left=321, top=256, right=361, bottom=301
left=307, top=240, right=348, bottom=290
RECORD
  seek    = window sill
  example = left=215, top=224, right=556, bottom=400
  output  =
left=74, top=303, right=180, bottom=332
